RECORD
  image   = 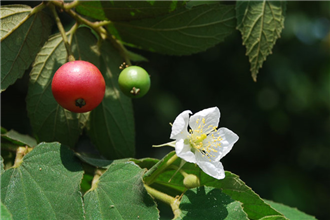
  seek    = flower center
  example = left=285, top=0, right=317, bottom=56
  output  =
left=188, top=118, right=222, bottom=160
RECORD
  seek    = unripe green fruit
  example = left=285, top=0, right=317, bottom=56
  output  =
left=118, top=66, right=150, bottom=98
left=51, top=60, right=105, bottom=113
left=183, top=174, right=200, bottom=189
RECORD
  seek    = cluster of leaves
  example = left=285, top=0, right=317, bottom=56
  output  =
left=0, top=1, right=313, bottom=220
left=1, top=1, right=286, bottom=156
left=1, top=131, right=316, bottom=219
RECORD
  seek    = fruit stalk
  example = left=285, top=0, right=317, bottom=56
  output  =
left=50, top=4, right=75, bottom=62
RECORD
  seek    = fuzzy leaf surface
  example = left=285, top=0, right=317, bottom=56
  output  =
left=177, top=186, right=248, bottom=220
left=1, top=129, right=37, bottom=147
left=108, top=3, right=236, bottom=55
left=84, top=162, right=159, bottom=219
left=76, top=1, right=187, bottom=22
left=1, top=202, right=13, bottom=220
left=264, top=200, right=316, bottom=220
left=0, top=4, right=52, bottom=92
left=236, top=1, right=286, bottom=81
left=0, top=142, right=84, bottom=220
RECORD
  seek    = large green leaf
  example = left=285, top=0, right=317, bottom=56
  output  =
left=108, top=3, right=236, bottom=56
left=143, top=151, right=286, bottom=219
left=1, top=202, right=13, bottom=220
left=0, top=4, right=53, bottom=92
left=84, top=162, right=159, bottom=219
left=236, top=1, right=286, bottom=81
left=26, top=28, right=90, bottom=147
left=0, top=142, right=84, bottom=220
left=86, top=38, right=135, bottom=159
left=204, top=172, right=286, bottom=220
left=177, top=186, right=248, bottom=220
left=264, top=200, right=317, bottom=220
left=1, top=129, right=37, bottom=147
left=76, top=1, right=187, bottom=22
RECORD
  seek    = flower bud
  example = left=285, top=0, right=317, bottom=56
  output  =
left=183, top=174, right=200, bottom=189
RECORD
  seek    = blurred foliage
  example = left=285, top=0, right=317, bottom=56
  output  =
left=1, top=1, right=329, bottom=219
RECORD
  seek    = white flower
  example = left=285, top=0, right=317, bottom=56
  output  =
left=170, top=107, right=239, bottom=179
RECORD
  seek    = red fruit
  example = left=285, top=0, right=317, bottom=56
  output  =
left=51, top=60, right=105, bottom=113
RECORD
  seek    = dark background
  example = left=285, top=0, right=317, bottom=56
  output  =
left=1, top=1, right=329, bottom=219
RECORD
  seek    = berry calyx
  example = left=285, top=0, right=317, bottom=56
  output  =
left=118, top=66, right=150, bottom=98
left=51, top=60, right=105, bottom=113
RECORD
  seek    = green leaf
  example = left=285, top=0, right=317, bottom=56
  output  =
left=177, top=186, right=248, bottom=220
left=0, top=4, right=53, bottom=92
left=203, top=172, right=286, bottom=220
left=1, top=129, right=37, bottom=147
left=26, top=28, right=90, bottom=148
left=84, top=162, right=159, bottom=219
left=143, top=151, right=286, bottom=219
left=76, top=1, right=187, bottom=22
left=264, top=200, right=317, bottom=220
left=0, top=142, right=84, bottom=220
left=130, top=157, right=159, bottom=170
left=1, top=127, right=8, bottom=134
left=0, top=156, right=5, bottom=175
left=1, top=202, right=13, bottom=220
left=236, top=1, right=286, bottom=81
left=185, top=1, right=219, bottom=9
left=127, top=50, right=149, bottom=62
left=75, top=152, right=129, bottom=168
left=85, top=36, right=135, bottom=159
left=108, top=3, right=236, bottom=55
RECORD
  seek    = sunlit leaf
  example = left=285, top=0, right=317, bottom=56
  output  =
left=0, top=4, right=53, bottom=92
left=236, top=1, right=286, bottom=81
left=203, top=172, right=286, bottom=220
left=76, top=1, right=187, bottom=22
left=1, top=202, right=13, bottom=220
left=177, top=186, right=248, bottom=220
left=264, top=200, right=317, bottom=220
left=108, top=3, right=236, bottom=55
left=1, top=129, right=37, bottom=147
left=0, top=142, right=84, bottom=220
left=0, top=156, right=4, bottom=175
left=84, top=162, right=159, bottom=219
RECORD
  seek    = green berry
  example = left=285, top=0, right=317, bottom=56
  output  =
left=118, top=66, right=150, bottom=98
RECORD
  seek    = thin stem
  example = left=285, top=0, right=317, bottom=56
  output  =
left=144, top=184, right=175, bottom=205
left=145, top=185, right=182, bottom=218
left=13, top=146, right=33, bottom=168
left=152, top=141, right=176, bottom=148
left=145, top=153, right=178, bottom=185
left=48, top=0, right=79, bottom=10
left=30, top=2, right=47, bottom=15
left=50, top=4, right=75, bottom=62
left=50, top=0, right=131, bottom=65
left=108, top=37, right=132, bottom=66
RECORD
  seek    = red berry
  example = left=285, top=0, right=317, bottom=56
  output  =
left=51, top=61, right=105, bottom=113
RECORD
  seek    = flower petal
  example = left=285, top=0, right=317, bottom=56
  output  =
left=170, top=110, right=192, bottom=140
left=189, top=107, right=220, bottom=134
left=211, top=127, right=239, bottom=161
left=195, top=151, right=225, bottom=179
left=175, top=139, right=196, bottom=163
